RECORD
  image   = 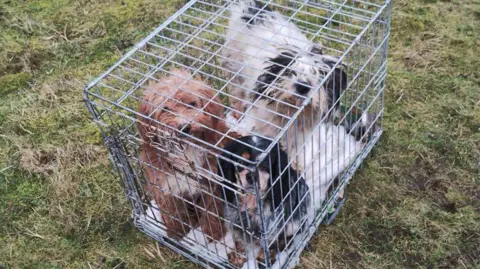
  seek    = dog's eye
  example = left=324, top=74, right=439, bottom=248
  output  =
left=189, top=101, right=197, bottom=107
left=163, top=107, right=170, bottom=112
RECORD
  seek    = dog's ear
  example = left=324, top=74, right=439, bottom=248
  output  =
left=215, top=123, right=241, bottom=148
left=202, top=91, right=225, bottom=119
left=198, top=87, right=230, bottom=144
left=327, top=67, right=348, bottom=109
left=217, top=154, right=237, bottom=204
left=266, top=143, right=297, bottom=213
left=137, top=100, right=156, bottom=144
left=137, top=86, right=166, bottom=144
left=195, top=83, right=223, bottom=119
left=264, top=143, right=282, bottom=211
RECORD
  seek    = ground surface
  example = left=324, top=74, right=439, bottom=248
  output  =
left=0, top=0, right=479, bottom=268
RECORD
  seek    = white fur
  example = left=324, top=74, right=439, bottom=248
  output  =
left=239, top=237, right=298, bottom=269
left=145, top=200, right=169, bottom=238
left=180, top=229, right=236, bottom=263
left=241, top=245, right=261, bottom=269
left=146, top=200, right=235, bottom=263
left=300, top=123, right=363, bottom=213
left=146, top=199, right=163, bottom=222
left=223, top=0, right=313, bottom=75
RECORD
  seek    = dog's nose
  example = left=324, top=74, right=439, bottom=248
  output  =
left=295, top=80, right=311, bottom=95
left=180, top=124, right=191, bottom=134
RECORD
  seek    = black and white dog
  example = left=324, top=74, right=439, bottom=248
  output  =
left=221, top=0, right=375, bottom=215
left=218, top=136, right=310, bottom=268
left=221, top=0, right=347, bottom=134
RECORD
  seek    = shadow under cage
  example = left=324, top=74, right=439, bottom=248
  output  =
left=84, top=0, right=392, bottom=268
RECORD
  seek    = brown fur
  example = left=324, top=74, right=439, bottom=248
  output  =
left=137, top=69, right=234, bottom=240
left=228, top=241, right=247, bottom=267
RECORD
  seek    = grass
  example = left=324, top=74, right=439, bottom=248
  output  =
left=0, top=0, right=479, bottom=268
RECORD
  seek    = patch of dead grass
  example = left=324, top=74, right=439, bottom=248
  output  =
left=19, top=143, right=107, bottom=196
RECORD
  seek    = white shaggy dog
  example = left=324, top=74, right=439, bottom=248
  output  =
left=220, top=1, right=375, bottom=267
left=220, top=0, right=371, bottom=199
left=220, top=0, right=356, bottom=167
left=221, top=0, right=344, bottom=120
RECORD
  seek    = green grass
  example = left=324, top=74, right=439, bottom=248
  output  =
left=0, top=0, right=479, bottom=268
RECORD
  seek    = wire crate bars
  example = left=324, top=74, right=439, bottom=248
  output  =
left=84, top=0, right=391, bottom=268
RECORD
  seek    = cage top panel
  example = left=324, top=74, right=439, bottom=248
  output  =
left=84, top=0, right=390, bottom=165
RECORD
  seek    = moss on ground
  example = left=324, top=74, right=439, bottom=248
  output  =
left=0, top=0, right=479, bottom=268
left=0, top=72, right=31, bottom=95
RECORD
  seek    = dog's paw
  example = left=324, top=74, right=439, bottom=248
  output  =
left=182, top=229, right=235, bottom=264
left=225, top=110, right=249, bottom=137
left=229, top=251, right=247, bottom=268
left=225, top=110, right=239, bottom=127
left=256, top=248, right=279, bottom=268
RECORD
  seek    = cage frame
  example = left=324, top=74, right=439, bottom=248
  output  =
left=84, top=0, right=392, bottom=268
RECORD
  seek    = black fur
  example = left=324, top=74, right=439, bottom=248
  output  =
left=253, top=51, right=297, bottom=100
left=310, top=45, right=323, bottom=55
left=217, top=136, right=309, bottom=239
left=310, top=49, right=348, bottom=112
left=294, top=80, right=311, bottom=95
left=240, top=0, right=272, bottom=26
left=343, top=111, right=377, bottom=142
left=326, top=67, right=347, bottom=110
left=252, top=48, right=348, bottom=112
left=344, top=120, right=367, bottom=141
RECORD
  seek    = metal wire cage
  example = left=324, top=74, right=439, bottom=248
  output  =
left=84, top=0, right=391, bottom=268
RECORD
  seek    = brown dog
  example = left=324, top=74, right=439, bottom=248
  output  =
left=137, top=69, right=233, bottom=242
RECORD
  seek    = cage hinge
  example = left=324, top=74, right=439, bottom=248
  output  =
left=104, top=137, right=120, bottom=152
